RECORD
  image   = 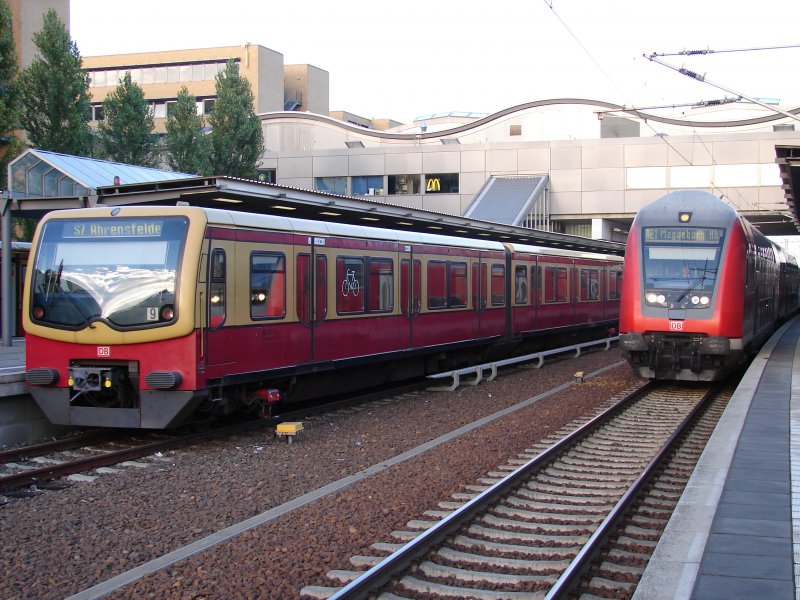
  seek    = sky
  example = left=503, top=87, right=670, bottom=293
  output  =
left=67, top=0, right=800, bottom=124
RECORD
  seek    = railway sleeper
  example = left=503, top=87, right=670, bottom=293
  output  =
left=434, top=547, right=570, bottom=575
left=451, top=535, right=578, bottom=561
left=396, top=575, right=545, bottom=600
left=467, top=524, right=589, bottom=547
left=415, top=559, right=558, bottom=587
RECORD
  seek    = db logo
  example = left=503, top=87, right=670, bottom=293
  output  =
left=669, top=321, right=683, bottom=331
left=97, top=346, right=111, bottom=357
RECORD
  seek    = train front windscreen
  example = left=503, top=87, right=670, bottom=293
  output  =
left=29, top=216, right=189, bottom=330
left=641, top=226, right=725, bottom=309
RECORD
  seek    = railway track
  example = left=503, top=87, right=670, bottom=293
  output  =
left=301, top=380, right=733, bottom=599
left=0, top=420, right=272, bottom=497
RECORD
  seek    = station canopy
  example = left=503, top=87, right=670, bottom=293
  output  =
left=8, top=148, right=194, bottom=199
left=5, top=148, right=624, bottom=256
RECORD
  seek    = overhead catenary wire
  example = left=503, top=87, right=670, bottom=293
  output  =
left=542, top=1, right=780, bottom=216
left=645, top=53, right=800, bottom=123
left=650, top=43, right=800, bottom=58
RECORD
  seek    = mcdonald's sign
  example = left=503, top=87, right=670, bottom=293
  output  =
left=426, top=178, right=441, bottom=192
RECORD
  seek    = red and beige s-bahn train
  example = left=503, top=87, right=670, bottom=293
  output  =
left=24, top=205, right=622, bottom=429
left=619, top=190, right=800, bottom=382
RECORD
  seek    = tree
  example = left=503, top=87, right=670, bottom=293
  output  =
left=18, top=9, right=91, bottom=156
left=205, top=60, right=264, bottom=178
left=164, top=86, right=208, bottom=174
left=0, top=0, right=21, bottom=190
left=97, top=71, right=159, bottom=167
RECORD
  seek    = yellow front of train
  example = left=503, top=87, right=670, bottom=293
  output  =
left=23, top=205, right=209, bottom=428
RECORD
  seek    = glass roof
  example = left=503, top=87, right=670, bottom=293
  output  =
left=8, top=149, right=194, bottom=199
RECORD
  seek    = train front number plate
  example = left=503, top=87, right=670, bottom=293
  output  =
left=669, top=321, right=683, bottom=331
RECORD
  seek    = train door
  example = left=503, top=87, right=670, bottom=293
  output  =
left=204, top=243, right=237, bottom=370
left=471, top=256, right=488, bottom=336
left=298, top=238, right=329, bottom=361
left=475, top=251, right=506, bottom=339
left=400, top=247, right=421, bottom=347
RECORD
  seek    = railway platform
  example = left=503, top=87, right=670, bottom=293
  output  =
left=0, top=338, right=61, bottom=447
left=635, top=315, right=800, bottom=599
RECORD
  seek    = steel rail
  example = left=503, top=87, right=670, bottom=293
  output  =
left=327, top=381, right=657, bottom=600
left=544, top=383, right=722, bottom=599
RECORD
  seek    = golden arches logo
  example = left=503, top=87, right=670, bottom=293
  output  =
left=426, top=178, right=441, bottom=192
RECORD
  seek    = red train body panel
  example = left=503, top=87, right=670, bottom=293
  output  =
left=619, top=190, right=799, bottom=381
left=24, top=206, right=622, bottom=429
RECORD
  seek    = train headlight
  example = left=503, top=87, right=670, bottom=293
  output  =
left=691, top=295, right=700, bottom=305
left=32, top=306, right=45, bottom=319
left=657, top=294, right=666, bottom=304
left=160, top=305, right=175, bottom=321
left=646, top=293, right=658, bottom=303
left=700, top=296, right=710, bottom=305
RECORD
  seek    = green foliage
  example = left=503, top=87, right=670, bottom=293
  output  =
left=205, top=60, right=264, bottom=179
left=18, top=9, right=92, bottom=155
left=164, top=86, right=208, bottom=174
left=0, top=0, right=19, bottom=157
left=98, top=72, right=159, bottom=167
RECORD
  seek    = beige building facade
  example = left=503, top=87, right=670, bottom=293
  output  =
left=82, top=45, right=328, bottom=133
left=8, top=0, right=68, bottom=68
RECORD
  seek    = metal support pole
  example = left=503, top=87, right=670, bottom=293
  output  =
left=1, top=196, right=11, bottom=346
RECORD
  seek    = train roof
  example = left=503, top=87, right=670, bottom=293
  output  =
left=633, top=190, right=738, bottom=228
left=36, top=205, right=622, bottom=262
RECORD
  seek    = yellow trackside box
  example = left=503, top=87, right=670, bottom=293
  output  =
left=276, top=422, right=304, bottom=434
left=276, top=422, right=304, bottom=443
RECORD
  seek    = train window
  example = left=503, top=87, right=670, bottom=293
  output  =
left=449, top=262, right=467, bottom=307
left=297, top=254, right=328, bottom=323
left=315, top=255, right=328, bottom=323
left=368, top=259, right=394, bottom=312
left=544, top=266, right=568, bottom=303
left=514, top=265, right=528, bottom=304
left=608, top=270, right=622, bottom=300
left=427, top=261, right=447, bottom=309
left=297, top=254, right=311, bottom=324
left=580, top=269, right=600, bottom=301
left=472, top=263, right=488, bottom=310
left=401, top=259, right=422, bottom=317
left=251, top=253, right=286, bottom=319
left=337, top=257, right=365, bottom=314
left=491, top=264, right=505, bottom=306
left=209, top=249, right=226, bottom=328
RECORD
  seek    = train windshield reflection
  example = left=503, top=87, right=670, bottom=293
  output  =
left=30, top=217, right=188, bottom=329
left=642, top=241, right=722, bottom=292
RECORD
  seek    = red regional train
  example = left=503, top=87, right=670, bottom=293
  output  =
left=24, top=205, right=622, bottom=429
left=619, top=190, right=800, bottom=382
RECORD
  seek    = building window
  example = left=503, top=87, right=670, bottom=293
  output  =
left=510, top=124, right=522, bottom=136
left=315, top=177, right=346, bottom=195
left=388, top=174, right=420, bottom=195
left=152, top=102, right=167, bottom=119
left=258, top=170, right=277, bottom=184
left=352, top=175, right=384, bottom=196
left=424, top=173, right=459, bottom=193
left=203, top=99, right=216, bottom=114
left=90, top=105, right=105, bottom=121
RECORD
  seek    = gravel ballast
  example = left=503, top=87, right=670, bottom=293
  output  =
left=0, top=350, right=645, bottom=599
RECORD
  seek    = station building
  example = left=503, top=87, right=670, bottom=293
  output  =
left=81, top=42, right=800, bottom=242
